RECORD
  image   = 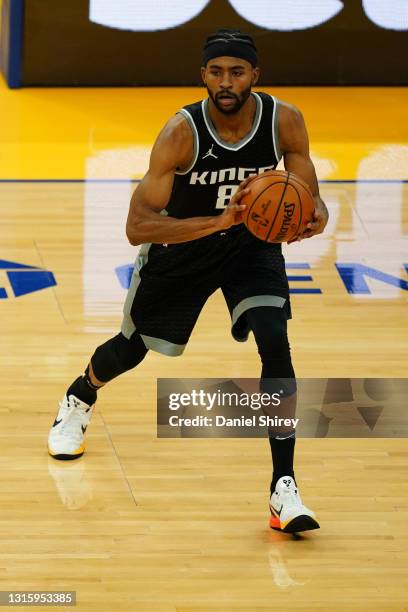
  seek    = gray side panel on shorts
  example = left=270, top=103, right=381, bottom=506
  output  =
left=121, top=242, right=152, bottom=340
left=231, top=295, right=286, bottom=327
left=121, top=241, right=188, bottom=357
left=140, top=334, right=186, bottom=356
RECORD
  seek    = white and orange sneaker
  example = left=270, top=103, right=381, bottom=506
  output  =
left=48, top=394, right=94, bottom=460
left=269, top=476, right=319, bottom=533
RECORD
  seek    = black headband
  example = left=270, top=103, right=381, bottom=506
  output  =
left=202, top=37, right=258, bottom=68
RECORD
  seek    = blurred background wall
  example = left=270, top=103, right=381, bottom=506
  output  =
left=1, top=0, right=408, bottom=88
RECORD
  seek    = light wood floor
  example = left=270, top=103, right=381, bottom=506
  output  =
left=0, top=84, right=407, bottom=611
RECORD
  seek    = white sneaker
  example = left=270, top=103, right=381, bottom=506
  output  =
left=48, top=394, right=94, bottom=460
left=269, top=476, right=320, bottom=533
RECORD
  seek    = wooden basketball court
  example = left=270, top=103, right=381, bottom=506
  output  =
left=0, top=82, right=407, bottom=610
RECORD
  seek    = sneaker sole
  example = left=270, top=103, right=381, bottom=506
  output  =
left=269, top=514, right=320, bottom=533
left=48, top=447, right=85, bottom=461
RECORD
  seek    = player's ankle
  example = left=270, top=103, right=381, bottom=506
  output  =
left=66, top=375, right=97, bottom=406
left=271, top=472, right=296, bottom=494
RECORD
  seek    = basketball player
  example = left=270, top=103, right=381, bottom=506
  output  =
left=48, top=30, right=328, bottom=533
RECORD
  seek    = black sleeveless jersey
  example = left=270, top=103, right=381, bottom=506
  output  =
left=166, top=92, right=282, bottom=219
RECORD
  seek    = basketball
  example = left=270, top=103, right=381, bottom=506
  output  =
left=242, top=170, right=315, bottom=243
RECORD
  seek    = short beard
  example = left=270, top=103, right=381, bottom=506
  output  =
left=207, top=86, right=252, bottom=115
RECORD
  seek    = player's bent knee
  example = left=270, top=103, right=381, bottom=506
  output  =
left=245, top=306, right=296, bottom=391
left=246, top=306, right=291, bottom=358
left=91, top=332, right=148, bottom=383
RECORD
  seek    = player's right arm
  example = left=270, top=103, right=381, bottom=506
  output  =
left=126, top=115, right=250, bottom=245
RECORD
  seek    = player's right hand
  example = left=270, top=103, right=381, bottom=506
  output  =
left=216, top=176, right=254, bottom=230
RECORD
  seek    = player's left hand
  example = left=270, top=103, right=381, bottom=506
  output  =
left=288, top=199, right=329, bottom=243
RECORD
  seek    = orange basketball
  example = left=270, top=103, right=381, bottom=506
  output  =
left=242, top=170, right=315, bottom=243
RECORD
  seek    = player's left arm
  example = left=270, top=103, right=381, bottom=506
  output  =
left=278, top=102, right=329, bottom=241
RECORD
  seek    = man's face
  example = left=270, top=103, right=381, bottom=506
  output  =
left=201, top=57, right=259, bottom=115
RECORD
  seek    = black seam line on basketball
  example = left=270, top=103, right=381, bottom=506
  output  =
left=287, top=175, right=308, bottom=189
left=290, top=181, right=303, bottom=237
left=245, top=180, right=287, bottom=219
left=244, top=169, right=281, bottom=190
left=265, top=172, right=291, bottom=242
left=263, top=182, right=287, bottom=241
left=288, top=176, right=311, bottom=225
left=245, top=180, right=288, bottom=235
left=247, top=169, right=287, bottom=183
left=246, top=169, right=278, bottom=185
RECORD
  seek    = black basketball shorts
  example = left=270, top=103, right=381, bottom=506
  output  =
left=121, top=224, right=291, bottom=356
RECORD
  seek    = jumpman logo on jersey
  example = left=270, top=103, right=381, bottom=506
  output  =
left=202, top=144, right=218, bottom=160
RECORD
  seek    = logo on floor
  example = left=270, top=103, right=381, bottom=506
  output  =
left=115, top=262, right=408, bottom=295
left=0, top=259, right=57, bottom=299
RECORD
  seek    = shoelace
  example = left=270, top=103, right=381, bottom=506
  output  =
left=58, top=401, right=90, bottom=442
left=280, top=487, right=303, bottom=510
